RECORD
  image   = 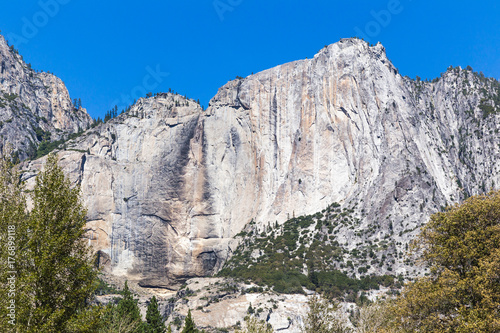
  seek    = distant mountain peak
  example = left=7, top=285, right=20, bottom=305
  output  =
left=0, top=33, right=92, bottom=161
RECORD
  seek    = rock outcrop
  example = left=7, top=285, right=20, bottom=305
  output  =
left=0, top=34, right=92, bottom=160
left=23, top=38, right=500, bottom=287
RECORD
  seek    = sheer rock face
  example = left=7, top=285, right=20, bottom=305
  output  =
left=0, top=35, right=91, bottom=160
left=24, top=38, right=500, bottom=287
left=24, top=95, right=222, bottom=288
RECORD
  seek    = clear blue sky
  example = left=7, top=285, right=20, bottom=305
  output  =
left=0, top=0, right=499, bottom=119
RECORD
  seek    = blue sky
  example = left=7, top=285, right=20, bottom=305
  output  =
left=0, top=0, right=499, bottom=119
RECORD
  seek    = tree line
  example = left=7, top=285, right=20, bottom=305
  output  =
left=1, top=148, right=499, bottom=331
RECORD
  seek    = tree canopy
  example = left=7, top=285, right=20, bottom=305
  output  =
left=145, top=296, right=166, bottom=333
left=0, top=153, right=102, bottom=332
left=181, top=310, right=196, bottom=333
left=390, top=191, right=500, bottom=332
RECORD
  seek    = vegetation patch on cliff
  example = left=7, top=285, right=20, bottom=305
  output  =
left=218, top=203, right=400, bottom=301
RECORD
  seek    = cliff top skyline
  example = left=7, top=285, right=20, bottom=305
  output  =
left=0, top=0, right=498, bottom=120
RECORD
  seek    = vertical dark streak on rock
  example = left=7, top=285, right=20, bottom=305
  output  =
left=200, top=119, right=213, bottom=207
left=270, top=88, right=279, bottom=168
left=236, top=79, right=250, bottom=110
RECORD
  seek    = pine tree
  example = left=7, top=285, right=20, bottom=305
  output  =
left=308, top=262, right=319, bottom=288
left=181, top=310, right=197, bottom=333
left=117, top=281, right=142, bottom=323
left=145, top=296, right=166, bottom=333
left=99, top=280, right=145, bottom=332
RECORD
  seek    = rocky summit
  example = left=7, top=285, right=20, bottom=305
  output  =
left=0, top=34, right=91, bottom=161
left=19, top=38, right=500, bottom=291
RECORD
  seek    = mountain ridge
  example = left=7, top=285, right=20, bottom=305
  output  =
left=0, top=34, right=92, bottom=160
left=17, top=37, right=500, bottom=289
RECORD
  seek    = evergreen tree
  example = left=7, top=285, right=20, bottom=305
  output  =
left=308, top=262, right=319, bottom=288
left=0, top=153, right=101, bottom=332
left=98, top=303, right=141, bottom=333
left=181, top=310, right=196, bottom=333
left=0, top=147, right=27, bottom=329
left=145, top=296, right=165, bottom=333
left=117, top=281, right=142, bottom=324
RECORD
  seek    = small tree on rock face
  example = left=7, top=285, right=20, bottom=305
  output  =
left=181, top=310, right=196, bottom=333
left=145, top=296, right=166, bottom=333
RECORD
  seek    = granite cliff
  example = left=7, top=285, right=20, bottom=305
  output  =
left=22, top=38, right=500, bottom=288
left=0, top=35, right=91, bottom=161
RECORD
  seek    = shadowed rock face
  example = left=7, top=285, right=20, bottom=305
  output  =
left=0, top=35, right=92, bottom=160
left=23, top=94, right=225, bottom=288
left=23, top=38, right=500, bottom=287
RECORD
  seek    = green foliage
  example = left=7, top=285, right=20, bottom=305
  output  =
left=235, top=315, right=273, bottom=333
left=97, top=281, right=145, bottom=333
left=65, top=306, right=108, bottom=333
left=117, top=282, right=143, bottom=328
left=98, top=303, right=142, bottom=333
left=35, top=126, right=51, bottom=141
left=349, top=301, right=396, bottom=333
left=104, top=105, right=119, bottom=122
left=479, top=99, right=498, bottom=118
left=390, top=191, right=500, bottom=332
left=33, top=129, right=85, bottom=160
left=303, top=295, right=352, bottom=333
left=218, top=202, right=395, bottom=299
left=3, top=93, right=18, bottom=102
left=0, top=147, right=27, bottom=330
left=0, top=153, right=100, bottom=332
left=145, top=296, right=166, bottom=333
left=94, top=277, right=122, bottom=296
left=479, top=78, right=500, bottom=118
left=35, top=139, right=62, bottom=159
left=181, top=310, right=197, bottom=333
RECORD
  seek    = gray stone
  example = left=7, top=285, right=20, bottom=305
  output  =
left=22, top=38, right=500, bottom=287
left=0, top=35, right=91, bottom=160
